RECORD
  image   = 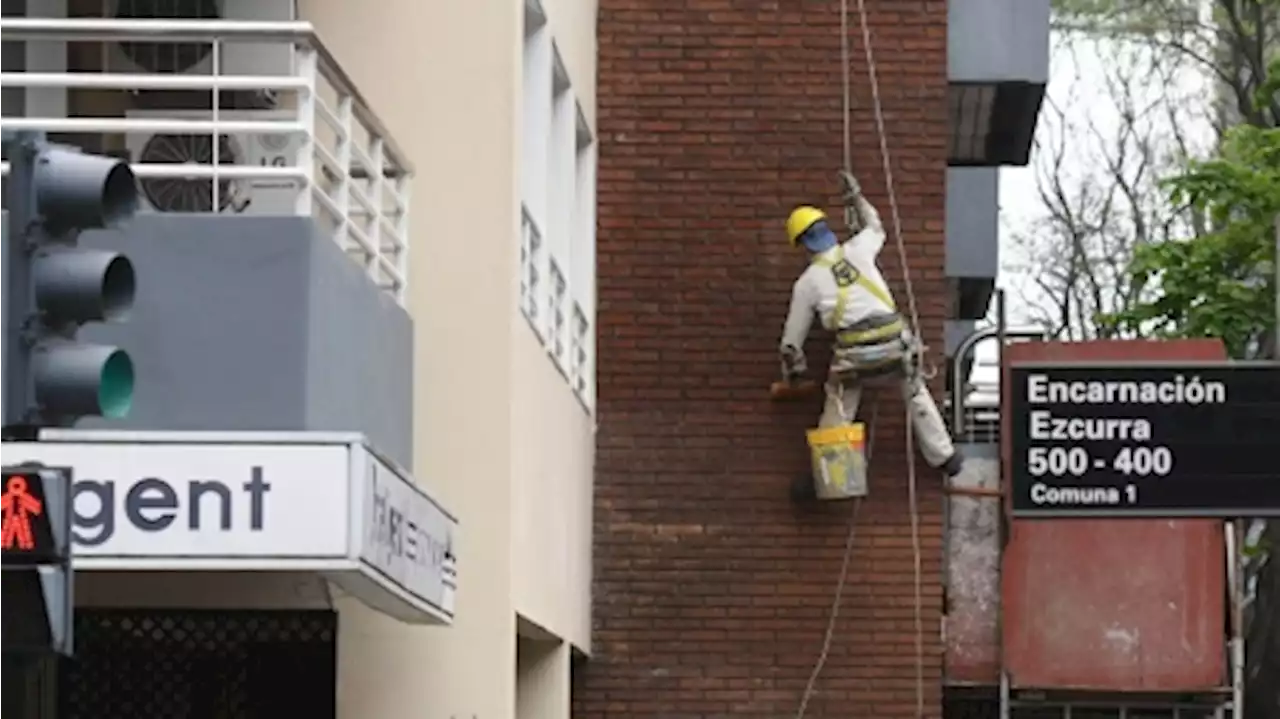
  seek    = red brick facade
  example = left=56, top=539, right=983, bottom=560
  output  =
left=578, top=1, right=951, bottom=716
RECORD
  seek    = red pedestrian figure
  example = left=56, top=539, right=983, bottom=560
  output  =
left=2, top=475, right=44, bottom=551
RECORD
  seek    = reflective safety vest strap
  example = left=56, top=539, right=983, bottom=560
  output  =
left=812, top=255, right=897, bottom=330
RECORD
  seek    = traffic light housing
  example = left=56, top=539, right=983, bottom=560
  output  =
left=1, top=463, right=74, bottom=657
left=3, top=133, right=139, bottom=431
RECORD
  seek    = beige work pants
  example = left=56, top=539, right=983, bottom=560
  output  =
left=819, top=371, right=956, bottom=469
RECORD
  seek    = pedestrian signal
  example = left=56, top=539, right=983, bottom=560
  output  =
left=1, top=469, right=60, bottom=565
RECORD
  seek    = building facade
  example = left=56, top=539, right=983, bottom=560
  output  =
left=301, top=1, right=599, bottom=716
left=2, top=0, right=598, bottom=717
left=576, top=1, right=1045, bottom=717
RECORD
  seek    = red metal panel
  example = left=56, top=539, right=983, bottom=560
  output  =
left=1000, top=340, right=1228, bottom=691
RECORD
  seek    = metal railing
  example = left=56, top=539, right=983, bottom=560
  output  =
left=0, top=17, right=412, bottom=304
left=949, top=291, right=1048, bottom=444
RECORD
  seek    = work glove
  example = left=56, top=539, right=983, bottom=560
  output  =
left=839, top=170, right=866, bottom=233
left=839, top=170, right=862, bottom=202
left=780, top=345, right=808, bottom=381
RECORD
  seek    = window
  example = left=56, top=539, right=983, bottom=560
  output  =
left=521, top=0, right=551, bottom=341
left=520, top=207, right=543, bottom=337
left=521, top=0, right=596, bottom=411
left=547, top=258, right=568, bottom=368
left=570, top=302, right=592, bottom=402
left=571, top=113, right=597, bottom=407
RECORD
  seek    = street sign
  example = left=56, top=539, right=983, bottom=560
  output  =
left=1009, top=362, right=1280, bottom=518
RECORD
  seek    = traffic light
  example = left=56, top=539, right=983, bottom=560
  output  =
left=1, top=462, right=74, bottom=657
left=3, top=132, right=139, bottom=431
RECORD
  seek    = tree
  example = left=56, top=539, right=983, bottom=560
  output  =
left=1054, top=0, right=1278, bottom=130
left=1101, top=123, right=1280, bottom=352
left=1004, top=32, right=1211, bottom=339
left=1103, top=120, right=1279, bottom=719
left=1017, top=4, right=1280, bottom=715
left=1008, top=0, right=1279, bottom=337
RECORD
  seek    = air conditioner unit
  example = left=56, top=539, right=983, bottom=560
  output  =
left=105, top=0, right=294, bottom=80
left=124, top=109, right=306, bottom=215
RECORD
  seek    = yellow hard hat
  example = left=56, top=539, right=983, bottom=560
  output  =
left=786, top=206, right=827, bottom=247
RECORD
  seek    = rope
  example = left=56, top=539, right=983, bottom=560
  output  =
left=849, top=0, right=931, bottom=706
left=853, top=0, right=922, bottom=342
left=793, top=497, right=861, bottom=719
left=849, top=0, right=928, bottom=715
left=794, top=2, right=931, bottom=715
left=793, top=400, right=877, bottom=719
left=840, top=0, right=853, bottom=175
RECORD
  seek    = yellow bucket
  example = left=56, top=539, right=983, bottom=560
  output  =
left=805, top=423, right=868, bottom=500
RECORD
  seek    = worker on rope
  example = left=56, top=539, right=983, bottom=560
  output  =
left=779, top=172, right=964, bottom=501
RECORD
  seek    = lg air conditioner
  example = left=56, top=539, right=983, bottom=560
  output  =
left=124, top=109, right=306, bottom=215
left=105, top=0, right=294, bottom=85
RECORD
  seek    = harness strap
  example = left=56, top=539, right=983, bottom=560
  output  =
left=812, top=253, right=897, bottom=331
left=837, top=318, right=905, bottom=346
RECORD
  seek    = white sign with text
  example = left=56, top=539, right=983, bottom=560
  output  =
left=360, top=453, right=457, bottom=620
left=4, top=441, right=350, bottom=558
left=2, top=431, right=457, bottom=625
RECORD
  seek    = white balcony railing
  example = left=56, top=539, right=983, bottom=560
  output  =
left=0, top=18, right=412, bottom=305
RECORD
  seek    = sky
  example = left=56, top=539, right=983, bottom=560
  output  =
left=964, top=30, right=1218, bottom=397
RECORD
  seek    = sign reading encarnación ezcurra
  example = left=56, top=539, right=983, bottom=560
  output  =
left=1008, top=363, right=1280, bottom=518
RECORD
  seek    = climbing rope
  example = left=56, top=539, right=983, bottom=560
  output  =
left=795, top=0, right=930, bottom=717
left=850, top=0, right=928, bottom=713
left=855, top=0, right=926, bottom=711
left=794, top=400, right=876, bottom=719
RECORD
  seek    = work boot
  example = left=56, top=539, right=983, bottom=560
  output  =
left=790, top=474, right=817, bottom=503
left=941, top=451, right=965, bottom=478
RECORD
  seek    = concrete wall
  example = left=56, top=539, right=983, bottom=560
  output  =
left=0, top=208, right=412, bottom=465
left=516, top=636, right=572, bottom=719
left=298, top=0, right=597, bottom=717
left=944, top=444, right=1002, bottom=683
left=79, top=215, right=414, bottom=469
left=509, top=0, right=598, bottom=653
left=948, top=0, right=1050, bottom=83
left=945, top=168, right=999, bottom=281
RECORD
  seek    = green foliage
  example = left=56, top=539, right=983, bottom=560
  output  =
left=1050, top=0, right=1203, bottom=35
left=1242, top=535, right=1272, bottom=559
left=1099, top=125, right=1280, bottom=356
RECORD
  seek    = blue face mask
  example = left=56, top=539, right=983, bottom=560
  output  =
left=799, top=221, right=838, bottom=254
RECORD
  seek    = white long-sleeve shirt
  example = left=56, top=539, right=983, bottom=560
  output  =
left=780, top=220, right=894, bottom=353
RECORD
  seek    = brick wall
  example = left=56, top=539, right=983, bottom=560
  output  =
left=578, top=1, right=950, bottom=717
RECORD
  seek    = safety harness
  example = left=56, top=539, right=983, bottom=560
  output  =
left=797, top=0, right=929, bottom=715
left=808, top=251, right=909, bottom=379
left=810, top=252, right=905, bottom=346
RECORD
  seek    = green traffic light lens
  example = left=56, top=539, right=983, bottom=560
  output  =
left=99, top=350, right=134, bottom=419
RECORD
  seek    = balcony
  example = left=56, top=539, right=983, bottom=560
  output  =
left=1, top=17, right=410, bottom=303
left=0, top=18, right=416, bottom=470
left=948, top=0, right=1049, bottom=166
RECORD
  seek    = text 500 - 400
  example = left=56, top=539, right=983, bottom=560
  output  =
left=1027, top=446, right=1174, bottom=478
